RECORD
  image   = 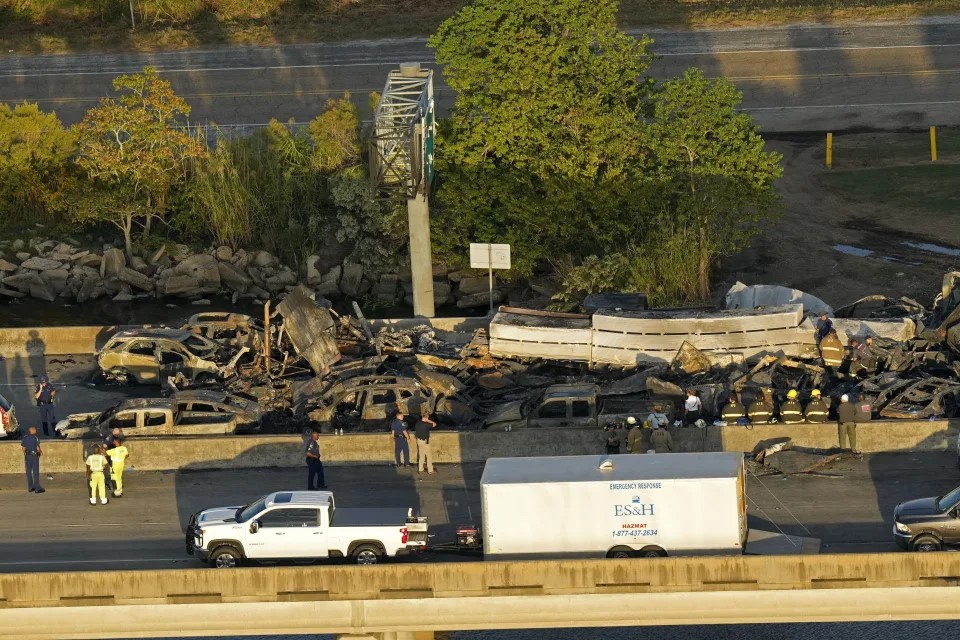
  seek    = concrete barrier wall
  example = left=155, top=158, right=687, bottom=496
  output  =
left=0, top=317, right=489, bottom=357
left=3, top=553, right=960, bottom=606
left=3, top=419, right=956, bottom=473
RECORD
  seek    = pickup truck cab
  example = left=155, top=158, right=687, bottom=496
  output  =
left=186, top=490, right=428, bottom=568
left=894, top=484, right=960, bottom=551
left=483, top=384, right=663, bottom=430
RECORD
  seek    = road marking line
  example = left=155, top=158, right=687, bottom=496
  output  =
left=0, top=558, right=184, bottom=566
left=725, top=68, right=960, bottom=81
left=0, top=61, right=422, bottom=79
left=657, top=42, right=960, bottom=56
left=743, top=98, right=960, bottom=111
left=62, top=522, right=167, bottom=527
left=0, top=88, right=385, bottom=105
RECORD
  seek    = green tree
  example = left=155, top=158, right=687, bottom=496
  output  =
left=308, top=95, right=361, bottom=172
left=429, top=0, right=655, bottom=276
left=646, top=68, right=783, bottom=300
left=73, top=67, right=205, bottom=256
left=0, top=102, right=75, bottom=223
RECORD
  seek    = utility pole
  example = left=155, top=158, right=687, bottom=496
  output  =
left=369, top=63, right=436, bottom=317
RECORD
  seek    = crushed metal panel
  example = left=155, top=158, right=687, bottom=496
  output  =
left=878, top=377, right=960, bottom=419
left=724, top=281, right=832, bottom=315
left=598, top=365, right=668, bottom=396
left=671, top=341, right=713, bottom=375
left=275, top=285, right=341, bottom=375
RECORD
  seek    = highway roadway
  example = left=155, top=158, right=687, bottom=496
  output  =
left=4, top=20, right=960, bottom=132
left=0, top=451, right=957, bottom=573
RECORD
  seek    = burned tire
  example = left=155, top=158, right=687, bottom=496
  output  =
left=911, top=535, right=942, bottom=552
left=107, top=368, right=134, bottom=385
left=209, top=546, right=242, bottom=568
left=606, top=546, right=635, bottom=559
left=638, top=546, right=667, bottom=558
left=352, top=544, right=383, bottom=565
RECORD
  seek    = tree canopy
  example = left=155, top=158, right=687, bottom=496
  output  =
left=430, top=0, right=782, bottom=303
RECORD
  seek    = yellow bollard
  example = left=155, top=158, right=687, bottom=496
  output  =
left=930, top=126, right=938, bottom=162
left=826, top=132, right=833, bottom=168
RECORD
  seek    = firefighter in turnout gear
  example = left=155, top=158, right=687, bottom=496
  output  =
left=747, top=389, right=774, bottom=425
left=721, top=394, right=745, bottom=424
left=804, top=389, right=830, bottom=423
left=780, top=389, right=804, bottom=424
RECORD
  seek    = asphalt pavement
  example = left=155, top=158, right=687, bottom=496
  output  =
left=4, top=20, right=960, bottom=132
left=0, top=451, right=957, bottom=573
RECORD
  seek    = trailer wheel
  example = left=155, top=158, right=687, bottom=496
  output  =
left=606, top=546, right=635, bottom=559
left=638, top=546, right=667, bottom=558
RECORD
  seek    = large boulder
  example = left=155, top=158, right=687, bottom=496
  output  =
left=371, top=274, right=399, bottom=304
left=129, top=256, right=149, bottom=273
left=0, top=258, right=18, bottom=272
left=457, top=276, right=490, bottom=295
left=118, top=266, right=155, bottom=292
left=174, top=253, right=220, bottom=289
left=456, top=290, right=503, bottom=309
left=76, top=277, right=106, bottom=303
left=20, top=256, right=64, bottom=271
left=252, top=250, right=277, bottom=268
left=101, top=248, right=126, bottom=277
left=15, top=252, right=31, bottom=262
left=305, top=255, right=323, bottom=285
left=218, top=261, right=252, bottom=293
left=231, top=248, right=250, bottom=270
left=2, top=272, right=41, bottom=293
left=163, top=274, right=203, bottom=297
left=314, top=265, right=341, bottom=297
left=215, top=245, right=233, bottom=262
left=29, top=276, right=56, bottom=302
left=76, top=253, right=102, bottom=269
left=433, top=281, right=452, bottom=307
left=40, top=269, right=69, bottom=297
left=340, top=261, right=363, bottom=298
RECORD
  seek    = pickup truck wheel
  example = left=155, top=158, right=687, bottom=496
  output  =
left=606, top=546, right=635, bottom=559
left=352, top=544, right=383, bottom=565
left=638, top=546, right=667, bottom=558
left=911, top=535, right=942, bottom=552
left=210, top=546, right=242, bottom=568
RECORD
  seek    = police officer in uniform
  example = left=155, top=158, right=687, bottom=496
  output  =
left=804, top=389, right=829, bottom=423
left=780, top=389, right=804, bottom=424
left=305, top=430, right=327, bottom=490
left=721, top=394, right=745, bottom=424
left=747, top=390, right=774, bottom=425
left=20, top=426, right=44, bottom=493
left=34, top=375, right=56, bottom=437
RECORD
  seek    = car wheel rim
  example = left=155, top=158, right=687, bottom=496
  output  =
left=917, top=543, right=938, bottom=552
left=356, top=550, right=378, bottom=564
left=215, top=554, right=236, bottom=568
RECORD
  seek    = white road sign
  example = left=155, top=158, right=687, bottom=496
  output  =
left=469, top=243, right=511, bottom=270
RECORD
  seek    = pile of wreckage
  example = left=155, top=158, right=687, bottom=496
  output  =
left=94, top=272, right=960, bottom=433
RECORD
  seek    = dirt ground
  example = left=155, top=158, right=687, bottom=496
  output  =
left=716, top=130, right=960, bottom=309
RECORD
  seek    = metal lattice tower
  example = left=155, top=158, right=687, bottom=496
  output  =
left=369, top=64, right=435, bottom=199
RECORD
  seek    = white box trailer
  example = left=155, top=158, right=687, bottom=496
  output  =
left=480, top=452, right=748, bottom=560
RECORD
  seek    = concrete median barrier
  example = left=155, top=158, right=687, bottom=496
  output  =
left=0, top=418, right=955, bottom=473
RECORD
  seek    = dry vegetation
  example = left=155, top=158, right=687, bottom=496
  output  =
left=3, top=0, right=960, bottom=54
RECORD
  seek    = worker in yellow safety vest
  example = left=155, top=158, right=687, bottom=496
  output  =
left=86, top=444, right=108, bottom=506
left=106, top=439, right=130, bottom=498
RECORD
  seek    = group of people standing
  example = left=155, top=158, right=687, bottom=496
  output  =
left=603, top=404, right=675, bottom=455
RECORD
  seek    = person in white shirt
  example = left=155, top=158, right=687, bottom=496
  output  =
left=86, top=444, right=109, bottom=505
left=684, top=389, right=703, bottom=427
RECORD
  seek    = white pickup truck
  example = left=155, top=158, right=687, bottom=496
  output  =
left=185, top=491, right=428, bottom=568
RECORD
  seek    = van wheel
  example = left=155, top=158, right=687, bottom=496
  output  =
left=638, top=546, right=667, bottom=558
left=210, top=546, right=242, bottom=568
left=911, top=536, right=942, bottom=552
left=352, top=544, right=383, bottom=565
left=606, top=546, right=634, bottom=559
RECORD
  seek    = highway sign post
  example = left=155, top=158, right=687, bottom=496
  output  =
left=469, top=243, right=511, bottom=312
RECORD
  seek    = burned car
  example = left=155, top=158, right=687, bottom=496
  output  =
left=295, top=375, right=425, bottom=433
left=173, top=389, right=262, bottom=433
left=0, top=390, right=18, bottom=439
left=181, top=312, right=263, bottom=350
left=55, top=395, right=255, bottom=439
left=97, top=329, right=226, bottom=385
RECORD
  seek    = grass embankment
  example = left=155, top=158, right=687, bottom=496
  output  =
left=3, top=0, right=960, bottom=54
left=818, top=129, right=960, bottom=228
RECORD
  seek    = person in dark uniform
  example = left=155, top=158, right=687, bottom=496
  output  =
left=390, top=411, right=411, bottom=467
left=804, top=389, right=830, bottom=423
left=779, top=389, right=804, bottom=424
left=721, top=394, right=745, bottom=424
left=305, top=430, right=327, bottom=490
left=34, top=375, right=56, bottom=437
left=21, top=426, right=44, bottom=494
left=747, top=389, right=774, bottom=425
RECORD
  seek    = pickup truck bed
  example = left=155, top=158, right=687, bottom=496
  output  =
left=331, top=507, right=411, bottom=527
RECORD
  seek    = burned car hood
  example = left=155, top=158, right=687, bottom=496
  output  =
left=484, top=400, right=526, bottom=426
left=895, top=497, right=941, bottom=520
left=195, top=506, right=244, bottom=526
